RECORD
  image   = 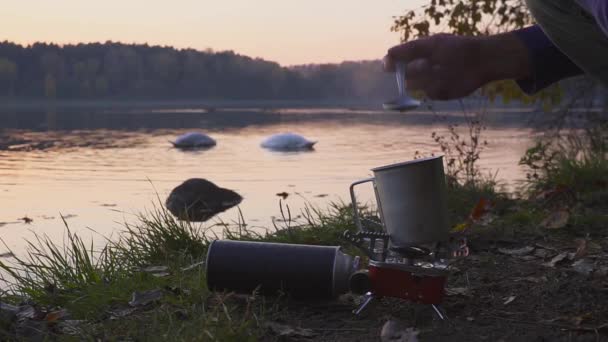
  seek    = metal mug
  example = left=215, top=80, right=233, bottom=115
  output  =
left=350, top=156, right=448, bottom=248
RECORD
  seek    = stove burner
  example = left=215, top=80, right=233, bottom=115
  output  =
left=343, top=228, right=467, bottom=319
left=389, top=245, right=432, bottom=259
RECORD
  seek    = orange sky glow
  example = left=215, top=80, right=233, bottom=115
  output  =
left=2, top=0, right=425, bottom=65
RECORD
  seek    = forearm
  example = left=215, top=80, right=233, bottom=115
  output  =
left=477, top=32, right=532, bottom=85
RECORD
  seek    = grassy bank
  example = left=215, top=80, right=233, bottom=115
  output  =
left=0, top=145, right=607, bottom=340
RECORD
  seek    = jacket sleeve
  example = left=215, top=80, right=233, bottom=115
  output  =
left=512, top=25, right=583, bottom=94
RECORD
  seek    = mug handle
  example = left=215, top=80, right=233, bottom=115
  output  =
left=349, top=178, right=375, bottom=232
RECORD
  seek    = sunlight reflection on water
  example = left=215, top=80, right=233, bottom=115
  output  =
left=0, top=108, right=537, bottom=254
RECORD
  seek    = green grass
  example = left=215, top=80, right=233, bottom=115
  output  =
left=0, top=200, right=366, bottom=341
left=0, top=161, right=605, bottom=340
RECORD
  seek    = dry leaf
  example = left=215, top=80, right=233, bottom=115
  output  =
left=498, top=246, right=535, bottom=256
left=140, top=265, right=170, bottom=277
left=380, top=320, right=419, bottom=342
left=56, top=320, right=85, bottom=335
left=445, top=287, right=471, bottom=296
left=543, top=252, right=569, bottom=267
left=541, top=210, right=569, bottom=229
left=572, top=259, right=595, bottom=276
left=264, top=321, right=316, bottom=338
left=45, top=309, right=68, bottom=322
left=140, top=266, right=168, bottom=273
left=451, top=222, right=469, bottom=233
left=16, top=305, right=40, bottom=320
left=574, top=239, right=588, bottom=259
left=533, top=248, right=554, bottom=259
left=470, top=198, right=492, bottom=221
left=518, top=276, right=548, bottom=283
left=128, top=289, right=163, bottom=307
left=503, top=296, right=516, bottom=305
left=108, top=307, right=137, bottom=320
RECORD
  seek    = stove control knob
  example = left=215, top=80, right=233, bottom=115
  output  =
left=349, top=270, right=371, bottom=295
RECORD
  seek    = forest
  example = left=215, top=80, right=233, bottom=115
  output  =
left=0, top=41, right=394, bottom=101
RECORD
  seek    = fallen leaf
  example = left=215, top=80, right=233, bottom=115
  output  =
left=56, top=320, right=86, bottom=335
left=543, top=252, right=569, bottom=267
left=128, top=289, right=163, bottom=307
left=264, top=321, right=316, bottom=338
left=470, top=198, right=492, bottom=221
left=498, top=246, right=535, bottom=256
left=574, top=239, right=588, bottom=259
left=541, top=210, right=569, bottom=229
left=517, top=276, right=548, bottom=283
left=45, top=309, right=69, bottom=322
left=503, top=296, right=516, bottom=305
left=16, top=306, right=35, bottom=320
left=572, top=259, right=595, bottom=276
left=108, top=307, right=137, bottom=320
left=445, top=287, right=471, bottom=296
left=380, top=320, right=419, bottom=342
left=533, top=249, right=554, bottom=259
left=451, top=222, right=470, bottom=233
left=140, top=265, right=168, bottom=273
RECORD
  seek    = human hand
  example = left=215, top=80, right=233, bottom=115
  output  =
left=384, top=33, right=530, bottom=100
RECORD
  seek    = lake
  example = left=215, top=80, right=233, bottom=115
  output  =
left=0, top=103, right=539, bottom=254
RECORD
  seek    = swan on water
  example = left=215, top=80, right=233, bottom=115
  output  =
left=170, top=132, right=216, bottom=149
left=261, top=133, right=316, bottom=151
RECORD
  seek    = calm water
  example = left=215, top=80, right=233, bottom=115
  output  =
left=0, top=106, right=537, bottom=254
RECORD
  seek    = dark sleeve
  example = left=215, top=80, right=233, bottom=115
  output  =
left=512, top=25, right=583, bottom=94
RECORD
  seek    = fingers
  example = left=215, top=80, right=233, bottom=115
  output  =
left=384, top=37, right=435, bottom=70
left=405, top=58, right=432, bottom=92
left=406, top=61, right=454, bottom=100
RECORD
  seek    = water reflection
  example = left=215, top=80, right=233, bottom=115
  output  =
left=0, top=106, right=537, bottom=254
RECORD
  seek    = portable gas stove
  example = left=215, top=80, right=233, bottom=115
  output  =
left=343, top=230, right=468, bottom=318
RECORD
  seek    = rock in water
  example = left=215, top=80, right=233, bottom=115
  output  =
left=170, top=132, right=216, bottom=149
left=166, top=178, right=242, bottom=222
left=261, top=133, right=316, bottom=151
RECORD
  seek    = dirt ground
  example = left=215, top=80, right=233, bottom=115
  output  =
left=265, top=235, right=608, bottom=342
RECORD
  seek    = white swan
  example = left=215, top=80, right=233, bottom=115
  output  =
left=170, top=132, right=216, bottom=149
left=261, top=133, right=316, bottom=151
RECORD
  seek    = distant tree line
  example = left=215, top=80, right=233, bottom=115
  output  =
left=0, top=41, right=394, bottom=100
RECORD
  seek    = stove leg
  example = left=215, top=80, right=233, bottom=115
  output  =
left=353, top=292, right=374, bottom=315
left=431, top=304, right=448, bottom=321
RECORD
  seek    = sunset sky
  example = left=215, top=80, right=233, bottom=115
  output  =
left=2, top=0, right=425, bottom=66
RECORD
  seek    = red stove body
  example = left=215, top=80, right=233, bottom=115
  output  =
left=368, top=261, right=447, bottom=304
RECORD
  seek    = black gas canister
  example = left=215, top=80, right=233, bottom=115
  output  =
left=206, top=240, right=356, bottom=299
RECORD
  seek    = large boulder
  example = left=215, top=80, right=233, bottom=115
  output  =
left=165, top=178, right=242, bottom=222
